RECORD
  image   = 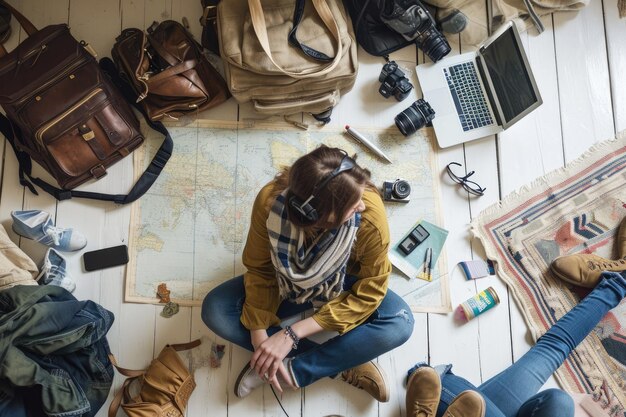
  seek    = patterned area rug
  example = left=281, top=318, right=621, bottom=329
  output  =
left=472, top=131, right=626, bottom=417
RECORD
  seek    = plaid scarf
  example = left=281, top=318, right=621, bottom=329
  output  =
left=266, top=191, right=360, bottom=304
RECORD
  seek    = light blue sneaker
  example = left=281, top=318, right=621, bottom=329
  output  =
left=11, top=210, right=87, bottom=252
left=37, top=248, right=76, bottom=293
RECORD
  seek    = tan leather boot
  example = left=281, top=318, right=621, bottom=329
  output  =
left=444, top=390, right=486, bottom=417
left=550, top=254, right=626, bottom=288
left=340, top=361, right=390, bottom=402
left=406, top=367, right=441, bottom=417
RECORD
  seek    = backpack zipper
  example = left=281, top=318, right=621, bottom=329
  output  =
left=35, top=88, right=103, bottom=147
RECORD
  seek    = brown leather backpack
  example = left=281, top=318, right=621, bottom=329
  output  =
left=112, top=20, right=230, bottom=122
left=0, top=1, right=172, bottom=204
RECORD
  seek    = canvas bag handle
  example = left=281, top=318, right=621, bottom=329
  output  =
left=0, top=0, right=38, bottom=57
left=247, top=0, right=343, bottom=79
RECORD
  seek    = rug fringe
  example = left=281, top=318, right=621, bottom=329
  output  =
left=471, top=129, right=626, bottom=230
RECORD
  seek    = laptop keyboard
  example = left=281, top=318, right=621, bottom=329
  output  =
left=444, top=62, right=494, bottom=131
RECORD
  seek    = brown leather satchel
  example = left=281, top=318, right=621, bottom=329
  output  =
left=112, top=20, right=230, bottom=122
left=0, top=1, right=172, bottom=203
left=109, top=340, right=201, bottom=417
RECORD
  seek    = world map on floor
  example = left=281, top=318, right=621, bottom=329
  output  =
left=126, top=121, right=450, bottom=312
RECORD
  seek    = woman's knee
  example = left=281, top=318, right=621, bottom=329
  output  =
left=378, top=299, right=415, bottom=348
left=201, top=276, right=244, bottom=335
left=519, top=389, right=574, bottom=417
left=542, top=389, right=574, bottom=414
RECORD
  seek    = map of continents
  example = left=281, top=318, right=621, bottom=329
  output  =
left=127, top=123, right=447, bottom=311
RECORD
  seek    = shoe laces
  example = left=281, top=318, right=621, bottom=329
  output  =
left=45, top=226, right=65, bottom=246
left=411, top=403, right=435, bottom=417
left=587, top=257, right=626, bottom=270
left=341, top=369, right=365, bottom=389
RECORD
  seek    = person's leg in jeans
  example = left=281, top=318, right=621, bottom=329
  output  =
left=475, top=272, right=626, bottom=417
left=201, top=275, right=415, bottom=383
left=201, top=275, right=318, bottom=353
left=288, top=287, right=415, bottom=386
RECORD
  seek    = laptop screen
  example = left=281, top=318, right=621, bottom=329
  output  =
left=481, top=26, right=539, bottom=124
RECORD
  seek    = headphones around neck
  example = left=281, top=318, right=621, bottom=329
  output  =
left=288, top=155, right=356, bottom=225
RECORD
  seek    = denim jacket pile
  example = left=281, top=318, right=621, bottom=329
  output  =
left=0, top=285, right=114, bottom=417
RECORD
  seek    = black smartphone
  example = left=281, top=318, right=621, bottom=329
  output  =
left=83, top=245, right=129, bottom=272
left=399, top=224, right=430, bottom=255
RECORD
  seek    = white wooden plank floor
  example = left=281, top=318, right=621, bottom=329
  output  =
left=1, top=1, right=625, bottom=416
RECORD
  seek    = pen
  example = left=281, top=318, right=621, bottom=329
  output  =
left=344, top=125, right=393, bottom=164
left=424, top=247, right=433, bottom=281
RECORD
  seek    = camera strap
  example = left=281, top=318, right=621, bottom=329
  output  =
left=288, top=0, right=334, bottom=62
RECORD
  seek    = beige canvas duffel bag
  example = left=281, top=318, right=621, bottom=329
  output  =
left=217, top=0, right=358, bottom=122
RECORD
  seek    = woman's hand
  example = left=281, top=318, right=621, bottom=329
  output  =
left=250, top=329, right=296, bottom=393
left=250, top=329, right=295, bottom=392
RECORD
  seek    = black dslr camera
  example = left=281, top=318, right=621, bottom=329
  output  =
left=383, top=179, right=411, bottom=203
left=395, top=99, right=436, bottom=136
left=379, top=61, right=413, bottom=101
left=380, top=0, right=451, bottom=63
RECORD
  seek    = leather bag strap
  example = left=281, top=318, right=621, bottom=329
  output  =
left=247, top=0, right=342, bottom=79
left=170, top=339, right=201, bottom=351
left=0, top=0, right=39, bottom=57
left=145, top=59, right=197, bottom=85
left=0, top=57, right=173, bottom=204
left=108, top=375, right=137, bottom=417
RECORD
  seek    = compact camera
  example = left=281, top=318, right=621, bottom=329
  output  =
left=383, top=179, right=411, bottom=202
left=378, top=61, right=413, bottom=102
left=380, top=0, right=451, bottom=63
left=395, top=99, right=436, bottom=136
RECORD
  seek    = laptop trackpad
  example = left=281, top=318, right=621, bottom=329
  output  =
left=424, top=87, right=455, bottom=118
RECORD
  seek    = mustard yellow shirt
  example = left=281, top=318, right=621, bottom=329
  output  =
left=240, top=182, right=391, bottom=334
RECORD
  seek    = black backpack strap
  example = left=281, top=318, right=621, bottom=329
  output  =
left=288, top=0, right=334, bottom=62
left=0, top=57, right=173, bottom=205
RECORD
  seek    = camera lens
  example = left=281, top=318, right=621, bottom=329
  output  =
left=395, top=99, right=436, bottom=136
left=422, top=35, right=452, bottom=63
left=393, top=180, right=411, bottom=199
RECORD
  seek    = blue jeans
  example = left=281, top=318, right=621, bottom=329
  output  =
left=419, top=272, right=626, bottom=417
left=202, top=275, right=415, bottom=387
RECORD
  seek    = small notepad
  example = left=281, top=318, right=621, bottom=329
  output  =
left=459, top=259, right=495, bottom=280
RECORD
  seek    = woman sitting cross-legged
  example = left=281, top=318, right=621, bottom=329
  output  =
left=201, top=145, right=415, bottom=401
left=405, top=260, right=626, bottom=417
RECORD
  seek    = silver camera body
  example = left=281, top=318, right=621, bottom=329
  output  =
left=383, top=179, right=411, bottom=203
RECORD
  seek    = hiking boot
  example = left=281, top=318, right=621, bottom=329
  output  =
left=406, top=366, right=441, bottom=417
left=443, top=390, right=485, bottom=417
left=551, top=254, right=626, bottom=288
left=340, top=361, right=389, bottom=402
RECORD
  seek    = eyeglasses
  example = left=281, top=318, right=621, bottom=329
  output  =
left=445, top=162, right=486, bottom=196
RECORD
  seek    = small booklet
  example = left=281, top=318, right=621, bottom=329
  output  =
left=389, top=220, right=448, bottom=281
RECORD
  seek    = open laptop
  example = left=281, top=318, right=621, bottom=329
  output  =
left=415, top=21, right=542, bottom=148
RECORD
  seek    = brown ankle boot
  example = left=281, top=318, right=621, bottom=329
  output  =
left=340, top=361, right=389, bottom=402
left=550, top=254, right=626, bottom=288
left=444, top=390, right=485, bottom=417
left=406, top=367, right=441, bottom=417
